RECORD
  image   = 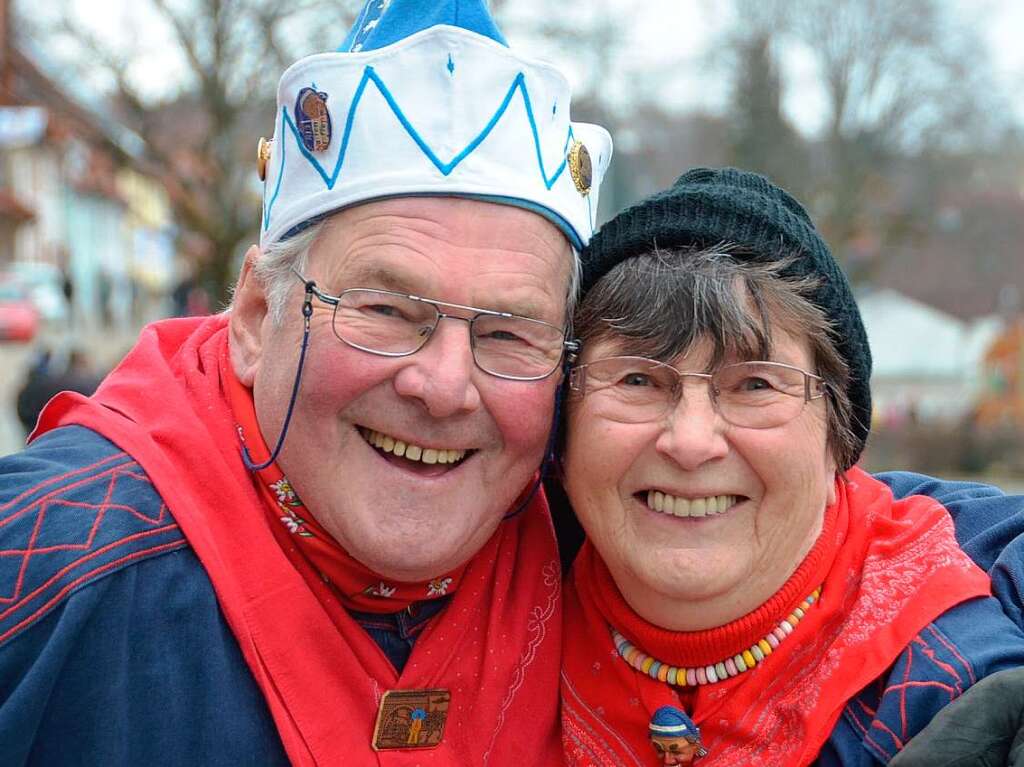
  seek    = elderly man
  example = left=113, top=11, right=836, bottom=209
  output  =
left=0, top=1, right=609, bottom=764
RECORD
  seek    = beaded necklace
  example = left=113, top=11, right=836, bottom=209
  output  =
left=611, top=587, right=822, bottom=686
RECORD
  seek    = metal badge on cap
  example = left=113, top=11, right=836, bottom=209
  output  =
left=295, top=87, right=332, bottom=152
left=257, top=137, right=273, bottom=181
left=568, top=139, right=593, bottom=196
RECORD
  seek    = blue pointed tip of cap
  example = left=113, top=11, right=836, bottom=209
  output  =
left=338, top=0, right=508, bottom=52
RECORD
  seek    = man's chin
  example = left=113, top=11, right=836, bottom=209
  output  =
left=364, top=522, right=501, bottom=582
left=370, top=552, right=471, bottom=583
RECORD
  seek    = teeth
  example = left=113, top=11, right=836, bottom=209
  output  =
left=645, top=492, right=737, bottom=518
left=361, top=429, right=467, bottom=466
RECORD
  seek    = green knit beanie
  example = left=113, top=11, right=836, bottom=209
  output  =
left=579, top=167, right=872, bottom=464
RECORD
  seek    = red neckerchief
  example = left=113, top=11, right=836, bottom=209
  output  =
left=35, top=315, right=565, bottom=766
left=561, top=468, right=992, bottom=767
left=222, top=362, right=467, bottom=613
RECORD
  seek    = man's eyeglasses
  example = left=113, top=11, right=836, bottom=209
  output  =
left=292, top=268, right=577, bottom=381
left=568, top=356, right=826, bottom=429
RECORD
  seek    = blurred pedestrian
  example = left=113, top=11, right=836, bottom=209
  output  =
left=15, top=347, right=103, bottom=434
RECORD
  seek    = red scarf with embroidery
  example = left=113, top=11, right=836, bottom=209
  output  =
left=561, top=468, right=992, bottom=767
left=222, top=362, right=468, bottom=613
left=35, top=315, right=564, bottom=767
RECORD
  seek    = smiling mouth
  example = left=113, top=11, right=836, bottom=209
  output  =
left=641, top=491, right=741, bottom=518
left=358, top=427, right=471, bottom=469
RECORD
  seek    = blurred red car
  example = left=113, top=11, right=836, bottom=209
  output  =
left=0, top=279, right=39, bottom=342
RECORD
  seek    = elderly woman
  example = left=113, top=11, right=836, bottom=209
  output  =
left=558, top=168, right=1024, bottom=766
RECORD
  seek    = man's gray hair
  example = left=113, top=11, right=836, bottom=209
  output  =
left=250, top=222, right=322, bottom=325
left=247, top=216, right=582, bottom=331
left=573, top=245, right=859, bottom=469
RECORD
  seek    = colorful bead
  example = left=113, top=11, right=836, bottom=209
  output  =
left=609, top=586, right=821, bottom=688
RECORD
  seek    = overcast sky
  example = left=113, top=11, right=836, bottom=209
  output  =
left=26, top=0, right=1024, bottom=135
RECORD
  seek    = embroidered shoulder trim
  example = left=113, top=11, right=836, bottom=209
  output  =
left=0, top=439, right=186, bottom=645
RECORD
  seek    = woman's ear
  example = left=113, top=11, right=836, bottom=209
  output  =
left=229, top=245, right=267, bottom=387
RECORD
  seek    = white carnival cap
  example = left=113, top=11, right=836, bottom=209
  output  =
left=257, top=0, right=613, bottom=250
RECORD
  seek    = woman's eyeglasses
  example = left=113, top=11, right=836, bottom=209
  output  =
left=569, top=356, right=826, bottom=428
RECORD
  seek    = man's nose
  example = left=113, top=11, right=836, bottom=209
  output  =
left=654, top=379, right=729, bottom=469
left=392, top=316, right=482, bottom=417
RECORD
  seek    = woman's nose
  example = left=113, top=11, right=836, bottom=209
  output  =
left=654, top=380, right=729, bottom=469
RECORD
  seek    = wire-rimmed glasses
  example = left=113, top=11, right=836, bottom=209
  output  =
left=568, top=356, right=826, bottom=428
left=292, top=268, right=577, bottom=381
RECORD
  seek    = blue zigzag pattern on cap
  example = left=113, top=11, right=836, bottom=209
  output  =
left=263, top=65, right=576, bottom=231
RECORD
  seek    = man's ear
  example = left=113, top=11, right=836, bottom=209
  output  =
left=229, top=245, right=268, bottom=387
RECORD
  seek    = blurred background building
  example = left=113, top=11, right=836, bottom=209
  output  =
left=0, top=0, right=1021, bottom=487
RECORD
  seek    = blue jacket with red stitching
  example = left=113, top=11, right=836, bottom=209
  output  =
left=2, top=427, right=1024, bottom=766
left=0, top=426, right=289, bottom=765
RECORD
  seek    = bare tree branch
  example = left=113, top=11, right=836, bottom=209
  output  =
left=27, top=0, right=363, bottom=303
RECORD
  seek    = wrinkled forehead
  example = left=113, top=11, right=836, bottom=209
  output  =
left=310, top=196, right=574, bottom=317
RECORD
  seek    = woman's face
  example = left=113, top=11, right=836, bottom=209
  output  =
left=562, top=326, right=837, bottom=630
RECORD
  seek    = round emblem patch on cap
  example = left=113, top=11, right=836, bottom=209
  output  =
left=568, top=139, right=592, bottom=196
left=257, top=137, right=273, bottom=181
left=295, top=87, right=332, bottom=152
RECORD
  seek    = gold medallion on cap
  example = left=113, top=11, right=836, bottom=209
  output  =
left=567, top=140, right=593, bottom=196
left=372, top=688, right=450, bottom=750
left=257, top=137, right=273, bottom=181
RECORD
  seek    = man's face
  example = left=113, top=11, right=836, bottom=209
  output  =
left=231, top=197, right=571, bottom=581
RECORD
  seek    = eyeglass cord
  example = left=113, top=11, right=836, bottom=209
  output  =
left=243, top=277, right=567, bottom=521
left=242, top=280, right=316, bottom=471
